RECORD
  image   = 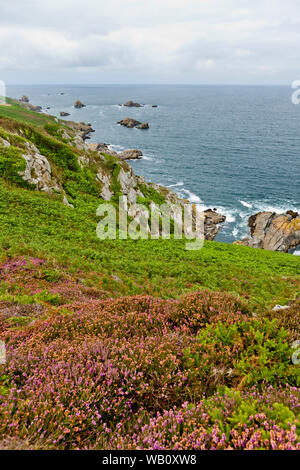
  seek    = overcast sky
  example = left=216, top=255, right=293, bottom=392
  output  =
left=0, top=0, right=299, bottom=85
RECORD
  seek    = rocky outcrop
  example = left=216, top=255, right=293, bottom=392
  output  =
left=203, top=209, right=227, bottom=241
left=123, top=101, right=143, bottom=107
left=74, top=100, right=86, bottom=109
left=66, top=121, right=94, bottom=145
left=137, top=122, right=149, bottom=130
left=21, top=102, right=42, bottom=113
left=234, top=211, right=300, bottom=252
left=20, top=96, right=29, bottom=103
left=96, top=168, right=113, bottom=201
left=88, top=143, right=143, bottom=161
left=19, top=142, right=61, bottom=193
left=88, top=143, right=117, bottom=156
left=0, top=136, right=10, bottom=148
left=118, top=149, right=143, bottom=160
left=117, top=118, right=141, bottom=128
left=60, top=112, right=70, bottom=117
left=63, top=195, right=74, bottom=208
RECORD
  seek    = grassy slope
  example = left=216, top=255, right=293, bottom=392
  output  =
left=0, top=181, right=299, bottom=310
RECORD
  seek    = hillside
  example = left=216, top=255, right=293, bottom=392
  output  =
left=0, top=99, right=299, bottom=450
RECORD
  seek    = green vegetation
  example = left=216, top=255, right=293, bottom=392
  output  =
left=0, top=181, right=298, bottom=308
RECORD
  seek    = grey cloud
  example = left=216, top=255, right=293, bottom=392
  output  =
left=0, top=0, right=300, bottom=84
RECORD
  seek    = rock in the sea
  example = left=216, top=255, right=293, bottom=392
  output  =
left=117, top=118, right=142, bottom=128
left=20, top=95, right=29, bottom=103
left=137, top=122, right=149, bottom=130
left=60, top=111, right=70, bottom=117
left=123, top=100, right=143, bottom=107
left=234, top=211, right=300, bottom=252
left=152, top=105, right=158, bottom=108
left=118, top=149, right=143, bottom=160
left=203, top=209, right=226, bottom=241
left=74, top=100, right=86, bottom=109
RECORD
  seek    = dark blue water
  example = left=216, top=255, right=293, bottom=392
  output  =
left=7, top=85, right=300, bottom=248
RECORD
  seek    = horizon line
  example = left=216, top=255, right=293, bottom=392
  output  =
left=5, top=83, right=292, bottom=87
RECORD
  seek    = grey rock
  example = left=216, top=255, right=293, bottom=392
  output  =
left=234, top=211, right=300, bottom=252
left=117, top=118, right=141, bottom=128
left=137, top=122, right=149, bottom=130
left=74, top=100, right=86, bottom=109
left=118, top=149, right=143, bottom=160
left=123, top=100, right=143, bottom=107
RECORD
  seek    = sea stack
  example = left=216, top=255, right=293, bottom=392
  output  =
left=74, top=100, right=86, bottom=109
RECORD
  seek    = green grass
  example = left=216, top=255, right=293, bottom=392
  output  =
left=0, top=98, right=61, bottom=127
left=0, top=181, right=298, bottom=310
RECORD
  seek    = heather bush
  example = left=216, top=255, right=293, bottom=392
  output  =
left=265, top=301, right=300, bottom=341
left=111, top=386, right=300, bottom=450
left=0, top=291, right=299, bottom=449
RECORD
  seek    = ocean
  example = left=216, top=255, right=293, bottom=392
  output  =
left=7, top=84, right=300, bottom=252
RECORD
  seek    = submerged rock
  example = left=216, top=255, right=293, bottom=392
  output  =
left=234, top=211, right=300, bottom=252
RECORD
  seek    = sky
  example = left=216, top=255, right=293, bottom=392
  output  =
left=0, top=0, right=299, bottom=85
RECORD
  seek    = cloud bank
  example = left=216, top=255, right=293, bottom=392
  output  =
left=0, top=0, right=299, bottom=84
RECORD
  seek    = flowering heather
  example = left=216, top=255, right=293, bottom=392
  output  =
left=111, top=386, right=300, bottom=450
left=0, top=265, right=299, bottom=449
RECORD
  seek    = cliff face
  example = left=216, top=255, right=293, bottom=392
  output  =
left=234, top=211, right=300, bottom=252
left=0, top=101, right=225, bottom=240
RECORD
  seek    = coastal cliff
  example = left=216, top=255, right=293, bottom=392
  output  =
left=0, top=97, right=226, bottom=241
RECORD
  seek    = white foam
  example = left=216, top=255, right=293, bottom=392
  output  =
left=168, top=182, right=184, bottom=188
left=293, top=250, right=300, bottom=256
left=109, top=144, right=125, bottom=152
left=181, top=189, right=202, bottom=204
left=142, top=155, right=153, bottom=161
left=240, top=200, right=253, bottom=209
left=253, top=201, right=299, bottom=215
left=216, top=207, right=237, bottom=223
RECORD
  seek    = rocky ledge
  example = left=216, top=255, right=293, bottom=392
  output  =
left=19, top=98, right=42, bottom=113
left=88, top=143, right=143, bottom=161
left=234, top=210, right=300, bottom=252
left=204, top=209, right=227, bottom=241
